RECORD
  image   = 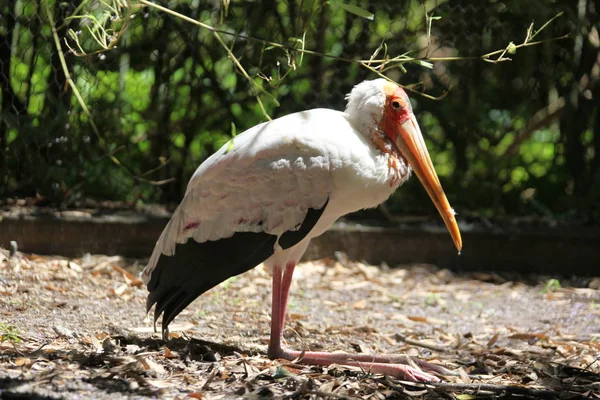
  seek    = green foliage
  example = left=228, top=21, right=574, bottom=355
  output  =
left=329, top=1, right=374, bottom=20
left=0, top=0, right=598, bottom=221
left=0, top=323, right=21, bottom=343
left=541, top=279, right=561, bottom=294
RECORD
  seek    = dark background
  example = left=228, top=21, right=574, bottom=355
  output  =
left=1, top=0, right=598, bottom=225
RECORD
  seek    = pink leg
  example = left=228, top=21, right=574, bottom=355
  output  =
left=278, top=263, right=295, bottom=331
left=268, top=265, right=283, bottom=358
left=268, top=262, right=295, bottom=358
left=267, top=262, right=447, bottom=382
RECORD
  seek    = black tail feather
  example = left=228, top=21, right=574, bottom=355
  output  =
left=145, top=200, right=329, bottom=339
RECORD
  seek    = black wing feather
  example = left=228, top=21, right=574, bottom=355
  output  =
left=146, top=199, right=328, bottom=340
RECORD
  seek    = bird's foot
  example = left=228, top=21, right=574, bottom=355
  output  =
left=356, top=361, right=439, bottom=382
left=270, top=348, right=449, bottom=383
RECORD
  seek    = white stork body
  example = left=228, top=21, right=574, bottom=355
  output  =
left=143, top=79, right=462, bottom=382
left=144, top=108, right=407, bottom=280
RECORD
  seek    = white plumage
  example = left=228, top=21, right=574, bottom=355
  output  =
left=144, top=80, right=410, bottom=283
left=143, top=79, right=462, bottom=382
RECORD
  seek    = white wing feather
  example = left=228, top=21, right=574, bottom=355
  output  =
left=144, top=107, right=407, bottom=283
left=144, top=109, right=350, bottom=282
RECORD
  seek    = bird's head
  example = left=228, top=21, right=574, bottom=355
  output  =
left=346, top=79, right=462, bottom=252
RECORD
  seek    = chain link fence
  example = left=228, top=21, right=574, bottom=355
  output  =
left=1, top=0, right=598, bottom=219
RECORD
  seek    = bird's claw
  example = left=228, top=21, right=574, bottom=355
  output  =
left=358, top=361, right=441, bottom=383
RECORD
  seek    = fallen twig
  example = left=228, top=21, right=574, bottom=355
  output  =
left=394, top=332, right=448, bottom=352
left=378, top=376, right=589, bottom=400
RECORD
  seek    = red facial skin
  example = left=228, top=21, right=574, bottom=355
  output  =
left=380, top=85, right=413, bottom=144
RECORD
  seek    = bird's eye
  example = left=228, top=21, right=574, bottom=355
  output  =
left=392, top=100, right=401, bottom=110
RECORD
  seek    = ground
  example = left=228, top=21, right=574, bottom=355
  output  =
left=0, top=248, right=599, bottom=399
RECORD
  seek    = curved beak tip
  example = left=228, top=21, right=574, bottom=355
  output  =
left=394, top=116, right=463, bottom=253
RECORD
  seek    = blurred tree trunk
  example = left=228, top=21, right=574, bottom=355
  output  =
left=311, top=0, right=327, bottom=101
left=147, top=18, right=174, bottom=203
left=593, top=103, right=600, bottom=187
left=24, top=9, right=41, bottom=110
left=560, top=0, right=599, bottom=196
left=0, top=0, right=27, bottom=187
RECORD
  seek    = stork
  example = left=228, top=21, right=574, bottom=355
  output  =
left=143, top=79, right=462, bottom=382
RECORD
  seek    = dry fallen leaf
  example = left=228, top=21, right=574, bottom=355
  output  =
left=319, top=378, right=339, bottom=392
left=68, top=261, right=83, bottom=273
left=407, top=315, right=428, bottom=323
left=44, top=284, right=67, bottom=292
left=112, top=265, right=144, bottom=287
left=14, top=357, right=31, bottom=366
left=487, top=332, right=500, bottom=347
left=288, top=313, right=305, bottom=321
left=352, top=299, right=367, bottom=309
left=456, top=395, right=478, bottom=400
left=163, top=346, right=177, bottom=358
left=509, top=333, right=549, bottom=341
left=138, top=355, right=166, bottom=376
left=110, top=283, right=129, bottom=296
left=458, top=367, right=471, bottom=383
left=0, top=249, right=599, bottom=398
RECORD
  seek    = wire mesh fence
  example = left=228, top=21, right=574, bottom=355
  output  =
left=1, top=0, right=598, bottom=219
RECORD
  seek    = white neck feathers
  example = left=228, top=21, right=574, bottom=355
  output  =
left=344, top=79, right=388, bottom=135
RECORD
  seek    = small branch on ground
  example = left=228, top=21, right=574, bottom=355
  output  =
left=378, top=377, right=587, bottom=400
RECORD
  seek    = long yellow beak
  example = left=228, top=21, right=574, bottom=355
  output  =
left=395, top=114, right=462, bottom=252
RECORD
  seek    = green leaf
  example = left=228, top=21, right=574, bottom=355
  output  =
left=226, top=138, right=234, bottom=153
left=541, top=278, right=561, bottom=294
left=0, top=323, right=21, bottom=343
left=328, top=1, right=374, bottom=21
left=272, top=365, right=296, bottom=379
left=507, top=41, right=517, bottom=54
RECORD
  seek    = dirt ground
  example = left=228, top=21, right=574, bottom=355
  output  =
left=0, top=247, right=599, bottom=399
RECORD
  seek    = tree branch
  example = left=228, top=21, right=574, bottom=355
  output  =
left=503, top=97, right=565, bottom=158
